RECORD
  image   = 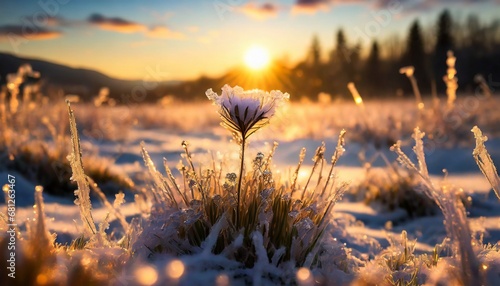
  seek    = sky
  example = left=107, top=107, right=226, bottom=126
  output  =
left=0, top=0, right=499, bottom=81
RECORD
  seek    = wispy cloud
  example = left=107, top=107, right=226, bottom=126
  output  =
left=86, top=13, right=185, bottom=39
left=146, top=26, right=185, bottom=39
left=291, top=0, right=332, bottom=14
left=291, top=0, right=495, bottom=15
left=238, top=2, right=279, bottom=20
left=87, top=13, right=146, bottom=33
left=0, top=25, right=62, bottom=40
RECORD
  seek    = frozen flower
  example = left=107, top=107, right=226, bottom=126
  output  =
left=206, top=84, right=289, bottom=142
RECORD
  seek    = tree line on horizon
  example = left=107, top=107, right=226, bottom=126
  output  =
left=297, top=9, right=500, bottom=100
left=165, top=10, right=500, bottom=102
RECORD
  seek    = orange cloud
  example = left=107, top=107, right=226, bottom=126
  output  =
left=238, top=3, right=279, bottom=20
left=291, top=0, right=331, bottom=14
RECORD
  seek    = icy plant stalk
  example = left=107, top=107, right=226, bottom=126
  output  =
left=347, top=82, right=370, bottom=129
left=443, top=51, right=458, bottom=108
left=206, top=84, right=289, bottom=227
left=141, top=143, right=178, bottom=207
left=0, top=91, right=11, bottom=148
left=391, top=128, right=481, bottom=285
left=290, top=147, right=306, bottom=197
left=6, top=64, right=40, bottom=114
left=31, top=186, right=54, bottom=250
left=321, top=129, right=346, bottom=197
left=347, top=82, right=363, bottom=107
left=66, top=100, right=97, bottom=235
left=6, top=73, right=21, bottom=114
left=399, top=66, right=424, bottom=110
left=471, top=126, right=500, bottom=200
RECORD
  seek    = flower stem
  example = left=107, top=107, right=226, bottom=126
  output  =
left=236, top=137, right=246, bottom=229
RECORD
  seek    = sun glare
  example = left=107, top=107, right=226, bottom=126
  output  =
left=244, top=45, right=270, bottom=70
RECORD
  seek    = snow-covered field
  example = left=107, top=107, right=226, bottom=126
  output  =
left=2, top=96, right=500, bottom=285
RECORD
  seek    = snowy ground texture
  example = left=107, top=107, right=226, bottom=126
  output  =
left=1, top=97, right=500, bottom=285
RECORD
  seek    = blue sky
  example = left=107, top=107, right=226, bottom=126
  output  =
left=0, top=0, right=498, bottom=80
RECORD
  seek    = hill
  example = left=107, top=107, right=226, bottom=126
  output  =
left=0, top=52, right=181, bottom=102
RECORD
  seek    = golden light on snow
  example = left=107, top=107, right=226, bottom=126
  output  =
left=135, top=265, right=158, bottom=286
left=244, top=45, right=270, bottom=70
left=165, top=259, right=185, bottom=279
left=296, top=267, right=311, bottom=282
left=215, top=274, right=230, bottom=286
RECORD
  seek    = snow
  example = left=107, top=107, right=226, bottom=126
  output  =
left=6, top=118, right=500, bottom=232
left=2, top=100, right=500, bottom=284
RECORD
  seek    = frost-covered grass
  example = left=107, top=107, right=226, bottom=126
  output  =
left=1, top=96, right=500, bottom=285
left=349, top=168, right=440, bottom=218
left=0, top=77, right=133, bottom=197
left=1, top=66, right=500, bottom=285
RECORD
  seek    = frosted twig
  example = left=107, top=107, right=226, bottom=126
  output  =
left=301, top=142, right=325, bottom=200
left=472, top=126, right=500, bottom=200
left=66, top=100, right=97, bottom=235
left=400, top=66, right=424, bottom=110
left=290, top=147, right=306, bottom=198
left=33, top=186, right=54, bottom=250
left=443, top=51, right=458, bottom=109
left=321, top=129, right=346, bottom=197
left=87, top=176, right=129, bottom=231
left=141, top=142, right=178, bottom=208
left=392, top=127, right=482, bottom=285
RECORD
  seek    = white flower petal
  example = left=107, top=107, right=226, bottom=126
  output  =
left=207, top=84, right=289, bottom=139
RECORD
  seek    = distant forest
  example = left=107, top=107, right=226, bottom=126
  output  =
left=163, top=10, right=500, bottom=102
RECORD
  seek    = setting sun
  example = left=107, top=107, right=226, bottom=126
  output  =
left=244, top=45, right=270, bottom=70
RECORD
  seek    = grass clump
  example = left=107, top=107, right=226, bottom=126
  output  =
left=0, top=68, right=133, bottom=197
left=136, top=85, right=348, bottom=270
left=138, top=134, right=347, bottom=268
left=0, top=142, right=132, bottom=197
left=351, top=169, right=438, bottom=218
